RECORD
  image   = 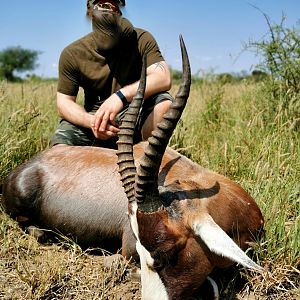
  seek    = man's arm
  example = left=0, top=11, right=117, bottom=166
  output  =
left=93, top=60, right=172, bottom=132
left=56, top=92, right=119, bottom=140
left=120, top=60, right=171, bottom=102
left=57, top=93, right=93, bottom=128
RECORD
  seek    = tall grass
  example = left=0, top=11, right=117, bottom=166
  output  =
left=0, top=78, right=299, bottom=298
left=170, top=79, right=299, bottom=297
left=0, top=80, right=57, bottom=178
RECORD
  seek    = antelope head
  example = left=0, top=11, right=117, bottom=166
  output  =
left=117, top=36, right=263, bottom=300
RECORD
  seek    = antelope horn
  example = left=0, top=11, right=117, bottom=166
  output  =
left=116, top=55, right=147, bottom=204
left=135, top=35, right=191, bottom=212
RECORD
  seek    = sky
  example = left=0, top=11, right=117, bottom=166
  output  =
left=0, top=0, right=299, bottom=78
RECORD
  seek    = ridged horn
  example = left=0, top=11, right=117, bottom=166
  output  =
left=116, top=55, right=147, bottom=204
left=135, top=35, right=191, bottom=212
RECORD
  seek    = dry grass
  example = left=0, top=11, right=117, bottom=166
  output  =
left=0, top=207, right=141, bottom=299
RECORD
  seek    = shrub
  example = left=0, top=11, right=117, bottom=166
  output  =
left=245, top=13, right=300, bottom=122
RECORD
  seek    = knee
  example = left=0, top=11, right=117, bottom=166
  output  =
left=154, top=99, right=172, bottom=115
left=141, top=99, right=172, bottom=140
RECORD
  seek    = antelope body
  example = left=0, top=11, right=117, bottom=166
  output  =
left=1, top=37, right=264, bottom=299
left=2, top=144, right=263, bottom=254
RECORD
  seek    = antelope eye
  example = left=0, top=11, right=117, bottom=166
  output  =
left=152, top=249, right=179, bottom=271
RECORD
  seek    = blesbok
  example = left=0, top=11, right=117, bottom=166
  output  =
left=1, top=37, right=264, bottom=299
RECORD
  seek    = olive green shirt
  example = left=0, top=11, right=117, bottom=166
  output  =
left=57, top=21, right=164, bottom=112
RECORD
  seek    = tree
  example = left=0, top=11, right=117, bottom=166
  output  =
left=0, top=46, right=41, bottom=81
left=244, top=10, right=300, bottom=117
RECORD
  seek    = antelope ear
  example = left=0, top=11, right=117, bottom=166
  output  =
left=192, top=214, right=264, bottom=272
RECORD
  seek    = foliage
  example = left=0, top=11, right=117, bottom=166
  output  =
left=245, top=12, right=300, bottom=120
left=170, top=67, right=203, bottom=85
left=0, top=46, right=41, bottom=81
left=0, top=81, right=57, bottom=178
left=169, top=79, right=299, bottom=299
left=170, top=67, right=183, bottom=82
left=0, top=77, right=299, bottom=298
left=201, top=83, right=223, bottom=126
left=216, top=73, right=235, bottom=84
left=251, top=70, right=269, bottom=82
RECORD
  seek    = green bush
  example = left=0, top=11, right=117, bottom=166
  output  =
left=245, top=14, right=300, bottom=121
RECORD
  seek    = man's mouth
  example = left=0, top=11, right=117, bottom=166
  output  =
left=93, top=2, right=120, bottom=14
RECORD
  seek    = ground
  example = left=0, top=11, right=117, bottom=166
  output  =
left=0, top=207, right=299, bottom=299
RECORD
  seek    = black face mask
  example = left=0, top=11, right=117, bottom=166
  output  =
left=92, top=9, right=122, bottom=51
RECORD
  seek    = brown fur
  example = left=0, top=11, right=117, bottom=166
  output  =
left=137, top=211, right=214, bottom=298
left=2, top=143, right=264, bottom=299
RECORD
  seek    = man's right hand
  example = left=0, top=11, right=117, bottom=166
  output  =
left=56, top=92, right=121, bottom=141
left=90, top=115, right=120, bottom=140
left=90, top=94, right=123, bottom=140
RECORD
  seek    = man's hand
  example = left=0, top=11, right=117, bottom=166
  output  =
left=90, top=122, right=119, bottom=140
left=91, top=93, right=123, bottom=139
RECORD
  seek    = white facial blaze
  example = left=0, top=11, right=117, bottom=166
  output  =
left=128, top=202, right=139, bottom=239
left=136, top=241, right=169, bottom=300
left=129, top=203, right=169, bottom=300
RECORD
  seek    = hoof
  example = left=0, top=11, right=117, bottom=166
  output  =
left=27, top=226, right=46, bottom=243
left=127, top=266, right=141, bottom=282
left=103, top=254, right=141, bottom=282
left=103, top=254, right=125, bottom=269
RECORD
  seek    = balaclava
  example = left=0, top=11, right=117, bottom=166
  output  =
left=89, top=1, right=133, bottom=51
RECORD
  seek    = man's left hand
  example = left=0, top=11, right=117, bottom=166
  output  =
left=92, top=93, right=124, bottom=135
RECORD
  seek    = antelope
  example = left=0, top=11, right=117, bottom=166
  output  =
left=1, top=36, right=264, bottom=299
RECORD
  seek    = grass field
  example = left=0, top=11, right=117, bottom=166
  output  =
left=0, top=78, right=299, bottom=299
